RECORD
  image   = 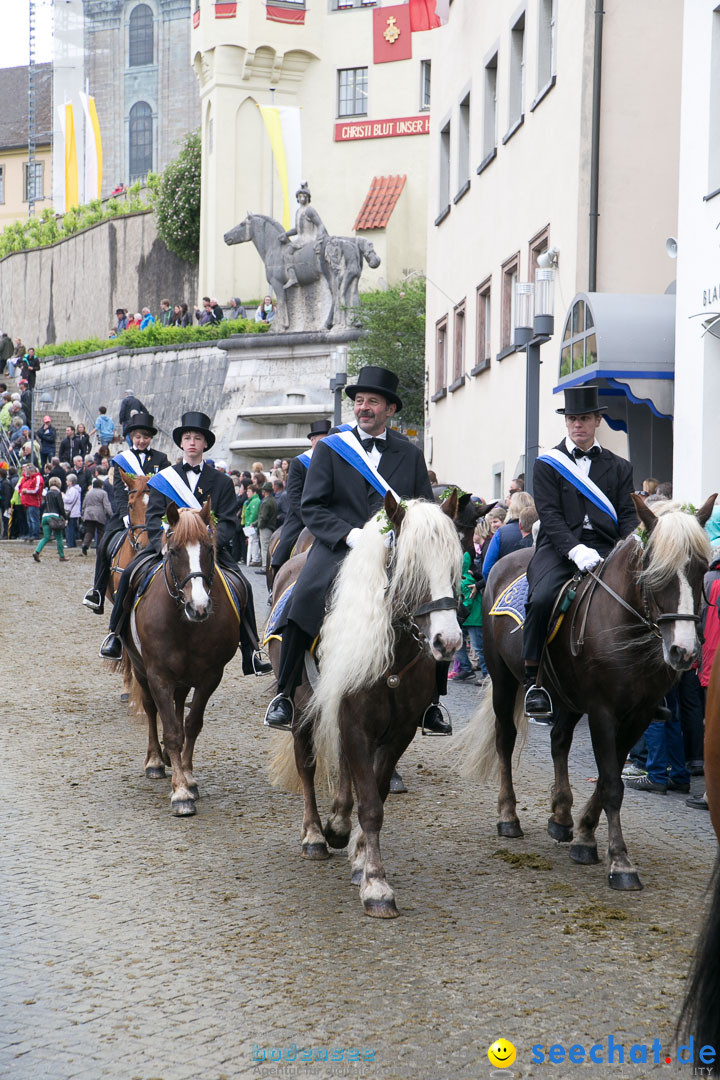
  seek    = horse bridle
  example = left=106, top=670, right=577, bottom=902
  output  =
left=386, top=595, right=457, bottom=688
left=163, top=532, right=215, bottom=609
left=128, top=522, right=148, bottom=552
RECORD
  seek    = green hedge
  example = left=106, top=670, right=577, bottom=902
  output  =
left=37, top=319, right=270, bottom=360
left=0, top=180, right=158, bottom=260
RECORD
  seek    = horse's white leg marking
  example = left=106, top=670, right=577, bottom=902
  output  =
left=186, top=542, right=209, bottom=613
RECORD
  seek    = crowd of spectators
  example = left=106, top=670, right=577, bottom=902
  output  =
left=108, top=295, right=259, bottom=337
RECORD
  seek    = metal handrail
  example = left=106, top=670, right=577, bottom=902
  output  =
left=38, top=379, right=174, bottom=445
left=0, top=422, right=22, bottom=467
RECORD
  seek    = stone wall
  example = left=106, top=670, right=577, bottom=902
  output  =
left=35, top=329, right=361, bottom=471
left=0, top=211, right=197, bottom=348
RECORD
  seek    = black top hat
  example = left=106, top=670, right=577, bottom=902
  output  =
left=556, top=384, right=608, bottom=415
left=125, top=411, right=158, bottom=437
left=172, top=411, right=215, bottom=449
left=345, top=366, right=402, bottom=412
left=307, top=419, right=332, bottom=440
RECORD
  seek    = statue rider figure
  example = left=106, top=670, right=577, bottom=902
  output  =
left=279, top=182, right=328, bottom=290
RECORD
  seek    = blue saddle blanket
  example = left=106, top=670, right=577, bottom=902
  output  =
left=264, top=581, right=296, bottom=643
left=489, top=573, right=529, bottom=627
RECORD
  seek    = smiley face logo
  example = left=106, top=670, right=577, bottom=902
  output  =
left=488, top=1039, right=517, bottom=1069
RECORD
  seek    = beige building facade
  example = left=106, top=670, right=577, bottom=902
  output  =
left=191, top=0, right=436, bottom=305
left=0, top=64, right=53, bottom=227
left=425, top=0, right=682, bottom=498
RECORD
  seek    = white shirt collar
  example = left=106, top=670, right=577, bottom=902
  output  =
left=565, top=436, right=600, bottom=456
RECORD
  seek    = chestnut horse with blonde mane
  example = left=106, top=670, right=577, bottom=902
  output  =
left=109, top=471, right=151, bottom=702
left=121, top=501, right=243, bottom=816
left=269, top=492, right=463, bottom=918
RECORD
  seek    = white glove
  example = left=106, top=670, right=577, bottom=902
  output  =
left=568, top=543, right=602, bottom=572
left=345, top=528, right=363, bottom=549
left=123, top=514, right=130, bottom=527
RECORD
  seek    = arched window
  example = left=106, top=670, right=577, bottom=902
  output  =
left=129, top=101, right=153, bottom=180
left=559, top=298, right=597, bottom=378
left=129, top=4, right=154, bottom=67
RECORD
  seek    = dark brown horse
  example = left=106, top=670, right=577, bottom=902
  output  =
left=121, top=502, right=243, bottom=815
left=266, top=525, right=314, bottom=590
left=268, top=492, right=463, bottom=917
left=679, top=642, right=720, bottom=1068
left=454, top=494, right=715, bottom=891
left=109, top=471, right=151, bottom=701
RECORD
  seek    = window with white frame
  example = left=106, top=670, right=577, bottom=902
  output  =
left=452, top=300, right=466, bottom=387
left=438, top=120, right=451, bottom=215
left=508, top=12, right=525, bottom=130
left=537, top=0, right=556, bottom=92
left=332, top=0, right=376, bottom=10
left=435, top=316, right=448, bottom=396
left=482, top=53, right=497, bottom=161
left=457, top=92, right=470, bottom=192
left=23, top=161, right=44, bottom=202
left=501, top=252, right=520, bottom=351
left=338, top=67, right=368, bottom=117
left=474, top=278, right=492, bottom=373
left=420, top=60, right=431, bottom=110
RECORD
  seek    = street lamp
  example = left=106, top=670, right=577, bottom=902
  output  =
left=514, top=268, right=556, bottom=496
left=329, top=345, right=348, bottom=427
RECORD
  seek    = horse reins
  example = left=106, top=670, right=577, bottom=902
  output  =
left=385, top=595, right=457, bottom=689
left=163, top=532, right=216, bottom=608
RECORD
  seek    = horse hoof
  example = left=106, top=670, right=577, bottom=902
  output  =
left=171, top=799, right=196, bottom=817
left=302, top=842, right=330, bottom=861
left=389, top=769, right=408, bottom=794
left=324, top=826, right=350, bottom=849
left=351, top=868, right=363, bottom=886
left=609, top=870, right=643, bottom=891
left=120, top=692, right=130, bottom=703
left=363, top=897, right=399, bottom=919
left=145, top=765, right=166, bottom=780
left=548, top=818, right=574, bottom=843
left=569, top=843, right=599, bottom=865
left=187, top=784, right=199, bottom=801
left=497, top=820, right=523, bottom=838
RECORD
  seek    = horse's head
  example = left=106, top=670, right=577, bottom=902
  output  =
left=224, top=216, right=252, bottom=246
left=121, top=470, right=151, bottom=549
left=386, top=491, right=463, bottom=661
left=358, top=238, right=381, bottom=269
left=449, top=490, right=499, bottom=556
left=165, top=500, right=216, bottom=622
left=634, top=493, right=716, bottom=670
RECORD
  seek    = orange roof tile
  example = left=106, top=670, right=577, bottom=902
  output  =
left=353, top=174, right=407, bottom=230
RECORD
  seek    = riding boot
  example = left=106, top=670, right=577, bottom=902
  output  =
left=84, top=533, right=112, bottom=612
left=420, top=662, right=452, bottom=735
left=235, top=574, right=272, bottom=675
left=523, top=664, right=554, bottom=721
left=264, top=621, right=312, bottom=730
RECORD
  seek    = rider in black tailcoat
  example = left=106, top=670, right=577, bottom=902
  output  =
left=83, top=412, right=170, bottom=615
left=98, top=411, right=271, bottom=676
left=264, top=366, right=451, bottom=735
left=522, top=384, right=638, bottom=718
left=270, top=419, right=331, bottom=574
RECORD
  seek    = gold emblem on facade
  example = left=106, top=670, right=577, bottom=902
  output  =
left=383, top=15, right=401, bottom=44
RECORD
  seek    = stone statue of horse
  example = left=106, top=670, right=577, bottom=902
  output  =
left=223, top=214, right=380, bottom=332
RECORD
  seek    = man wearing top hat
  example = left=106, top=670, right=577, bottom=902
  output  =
left=99, top=411, right=271, bottom=676
left=83, top=411, right=170, bottom=616
left=269, top=418, right=332, bottom=576
left=522, top=384, right=638, bottom=718
left=264, top=365, right=451, bottom=734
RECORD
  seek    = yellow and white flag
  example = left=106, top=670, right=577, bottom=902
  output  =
left=64, top=102, right=79, bottom=210
left=79, top=91, right=103, bottom=201
left=258, top=104, right=302, bottom=230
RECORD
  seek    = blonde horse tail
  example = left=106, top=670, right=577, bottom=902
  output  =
left=445, top=679, right=526, bottom=781
left=268, top=734, right=303, bottom=794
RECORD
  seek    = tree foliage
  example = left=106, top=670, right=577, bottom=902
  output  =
left=154, top=131, right=202, bottom=263
left=348, top=277, right=427, bottom=429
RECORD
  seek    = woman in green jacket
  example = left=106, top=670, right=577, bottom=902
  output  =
left=451, top=550, right=488, bottom=682
left=242, top=486, right=261, bottom=565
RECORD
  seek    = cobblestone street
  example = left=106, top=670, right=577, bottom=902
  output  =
left=2, top=542, right=716, bottom=1080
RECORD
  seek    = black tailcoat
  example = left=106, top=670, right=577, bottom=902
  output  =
left=145, top=463, right=238, bottom=557
left=110, top=447, right=170, bottom=528
left=286, top=428, right=433, bottom=637
left=270, top=456, right=307, bottom=568
left=528, top=440, right=637, bottom=587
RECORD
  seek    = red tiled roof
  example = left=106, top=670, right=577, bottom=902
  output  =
left=353, top=174, right=407, bottom=230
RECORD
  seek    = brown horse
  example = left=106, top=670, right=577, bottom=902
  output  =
left=266, top=525, right=314, bottom=590
left=679, top=643, right=720, bottom=1068
left=121, top=501, right=243, bottom=816
left=453, top=494, right=715, bottom=891
left=109, top=471, right=151, bottom=701
left=269, top=492, right=463, bottom=917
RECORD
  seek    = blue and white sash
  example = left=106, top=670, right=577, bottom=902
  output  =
left=112, top=449, right=145, bottom=476
left=537, top=448, right=618, bottom=525
left=147, top=465, right=202, bottom=510
left=297, top=422, right=353, bottom=469
left=323, top=428, right=399, bottom=500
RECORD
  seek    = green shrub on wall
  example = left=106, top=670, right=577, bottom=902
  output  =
left=37, top=319, right=270, bottom=360
left=154, top=131, right=201, bottom=263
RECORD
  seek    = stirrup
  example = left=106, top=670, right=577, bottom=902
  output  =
left=524, top=684, right=553, bottom=719
left=83, top=589, right=104, bottom=612
left=263, top=694, right=294, bottom=732
left=420, top=702, right=452, bottom=737
left=99, top=633, right=123, bottom=660
left=252, top=651, right=272, bottom=676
